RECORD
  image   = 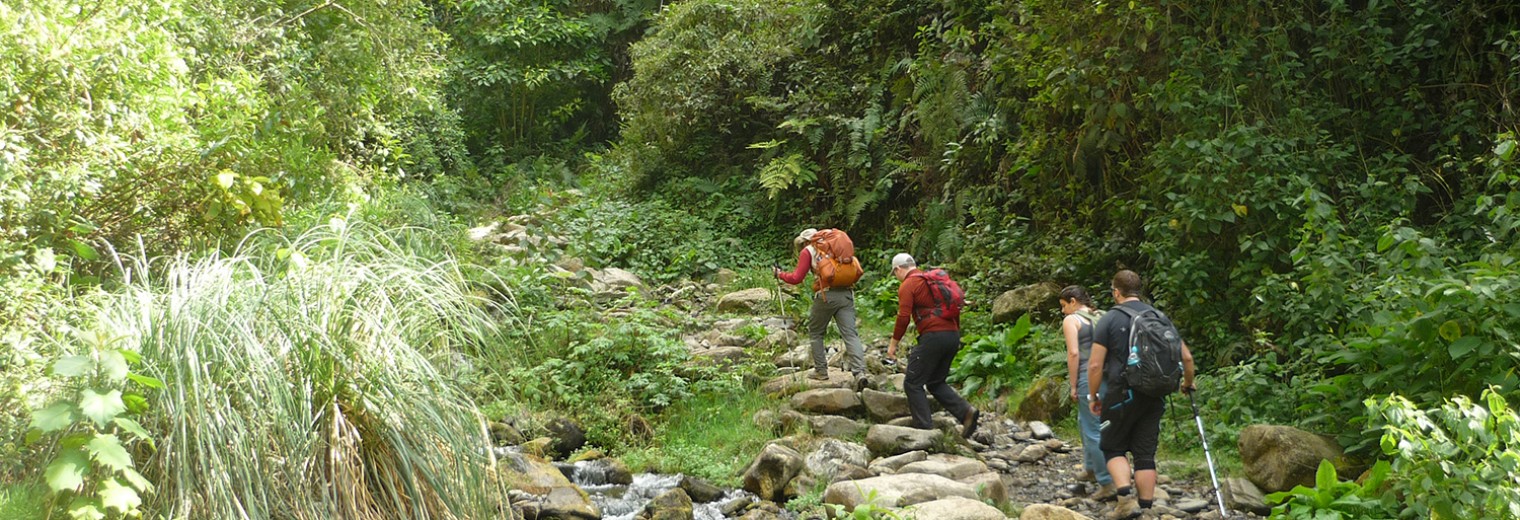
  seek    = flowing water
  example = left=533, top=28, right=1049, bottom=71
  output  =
left=567, top=460, right=770, bottom=520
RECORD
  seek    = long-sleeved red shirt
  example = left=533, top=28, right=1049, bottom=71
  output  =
left=893, top=269, right=960, bottom=340
left=778, top=248, right=813, bottom=285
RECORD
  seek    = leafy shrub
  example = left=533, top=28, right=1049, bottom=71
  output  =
left=1266, top=460, right=1397, bottom=519
left=948, top=314, right=1064, bottom=399
left=547, top=191, right=778, bottom=283
left=26, top=330, right=161, bottom=520
left=1366, top=388, right=1520, bottom=519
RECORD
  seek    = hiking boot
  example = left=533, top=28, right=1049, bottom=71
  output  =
left=807, top=371, right=830, bottom=381
left=961, top=408, right=981, bottom=439
left=1077, top=469, right=1097, bottom=483
left=1089, top=483, right=1118, bottom=501
left=853, top=374, right=869, bottom=392
left=1106, top=496, right=1140, bottom=520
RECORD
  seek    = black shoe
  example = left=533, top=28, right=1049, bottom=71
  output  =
left=961, top=408, right=981, bottom=439
left=853, top=374, right=869, bottom=392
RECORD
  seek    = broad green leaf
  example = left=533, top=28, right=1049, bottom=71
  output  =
left=1437, top=320, right=1462, bottom=342
left=119, top=349, right=141, bottom=364
left=120, top=467, right=154, bottom=492
left=1449, top=336, right=1483, bottom=358
left=78, top=389, right=126, bottom=428
left=122, top=393, right=149, bottom=414
left=97, top=478, right=142, bottom=513
left=31, top=402, right=78, bottom=432
left=87, top=434, right=133, bottom=472
left=46, top=448, right=89, bottom=492
left=215, top=170, right=237, bottom=189
left=126, top=373, right=164, bottom=389
left=66, top=496, right=106, bottom=520
left=1314, top=459, right=1337, bottom=490
left=99, top=350, right=129, bottom=382
left=112, top=418, right=154, bottom=446
left=54, top=355, right=95, bottom=378
left=68, top=240, right=99, bottom=261
left=1496, top=139, right=1516, bottom=161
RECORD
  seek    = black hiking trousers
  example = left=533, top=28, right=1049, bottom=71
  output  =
left=905, top=330, right=974, bottom=430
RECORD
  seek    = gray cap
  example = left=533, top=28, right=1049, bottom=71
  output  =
left=891, top=253, right=916, bottom=270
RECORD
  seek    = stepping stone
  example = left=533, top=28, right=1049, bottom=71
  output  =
left=1176, top=498, right=1210, bottom=513
left=866, top=425, right=943, bottom=456
left=1029, top=421, right=1054, bottom=440
left=790, top=388, right=864, bottom=415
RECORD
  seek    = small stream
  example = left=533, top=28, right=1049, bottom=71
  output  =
left=566, top=460, right=777, bottom=520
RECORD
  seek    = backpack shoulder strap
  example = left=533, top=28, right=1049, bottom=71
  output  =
left=1113, top=305, right=1140, bottom=318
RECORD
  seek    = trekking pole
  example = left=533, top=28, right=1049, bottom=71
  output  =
left=1189, top=391, right=1230, bottom=517
left=771, top=263, right=787, bottom=322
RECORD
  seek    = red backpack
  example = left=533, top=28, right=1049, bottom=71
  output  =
left=911, top=269, right=965, bottom=321
left=808, top=229, right=863, bottom=290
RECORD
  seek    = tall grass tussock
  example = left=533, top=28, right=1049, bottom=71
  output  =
left=87, top=217, right=513, bottom=519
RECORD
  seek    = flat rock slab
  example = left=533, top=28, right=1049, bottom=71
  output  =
left=868, top=450, right=928, bottom=474
left=1029, top=421, right=1054, bottom=440
left=866, top=424, right=944, bottom=456
left=899, top=496, right=1007, bottom=520
left=860, top=388, right=911, bottom=421
left=762, top=370, right=856, bottom=395
left=790, top=388, right=864, bottom=415
left=822, top=473, right=978, bottom=511
left=809, top=415, right=867, bottom=439
left=897, top=454, right=989, bottom=480
left=1019, top=503, right=1094, bottom=519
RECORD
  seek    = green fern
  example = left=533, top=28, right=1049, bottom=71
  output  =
left=758, top=153, right=817, bottom=198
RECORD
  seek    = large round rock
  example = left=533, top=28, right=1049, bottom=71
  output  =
left=741, top=443, right=805, bottom=502
left=1239, top=424, right=1348, bottom=492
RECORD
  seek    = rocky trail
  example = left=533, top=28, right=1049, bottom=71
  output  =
left=470, top=217, right=1296, bottom=520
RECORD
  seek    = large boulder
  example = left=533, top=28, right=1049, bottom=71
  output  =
left=596, top=267, right=646, bottom=290
left=866, top=425, right=944, bottom=456
left=640, top=487, right=693, bottom=520
left=1239, top=425, right=1349, bottom=492
left=741, top=443, right=806, bottom=502
left=1014, top=376, right=1070, bottom=424
left=545, top=417, right=586, bottom=458
left=809, top=415, right=867, bottom=439
left=991, top=282, right=1061, bottom=324
left=804, top=440, right=872, bottom=481
left=860, top=388, right=912, bottom=421
left=680, top=476, right=724, bottom=503
left=1222, top=477, right=1271, bottom=515
left=958, top=472, right=1008, bottom=505
left=897, top=454, right=989, bottom=480
left=498, top=452, right=600, bottom=519
left=790, top=388, right=864, bottom=415
left=718, top=288, right=776, bottom=314
left=900, top=496, right=1007, bottom=520
left=822, top=473, right=978, bottom=511
left=1020, top=504, right=1094, bottom=519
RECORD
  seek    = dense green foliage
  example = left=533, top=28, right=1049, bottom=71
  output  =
left=5, top=0, right=1520, bottom=516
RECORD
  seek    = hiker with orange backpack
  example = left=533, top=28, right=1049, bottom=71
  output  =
left=775, top=228, right=868, bottom=390
left=885, top=253, right=980, bottom=438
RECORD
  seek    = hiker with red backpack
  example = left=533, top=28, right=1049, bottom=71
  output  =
left=775, top=228, right=868, bottom=389
left=1086, top=270, right=1196, bottom=520
left=885, top=253, right=980, bottom=438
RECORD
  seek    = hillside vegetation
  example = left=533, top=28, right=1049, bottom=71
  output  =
left=2, top=0, right=1517, bottom=518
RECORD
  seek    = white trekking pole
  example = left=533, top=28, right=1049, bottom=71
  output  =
left=1189, top=391, right=1229, bottom=516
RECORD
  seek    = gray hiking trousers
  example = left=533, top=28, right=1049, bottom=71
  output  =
left=809, top=288, right=865, bottom=376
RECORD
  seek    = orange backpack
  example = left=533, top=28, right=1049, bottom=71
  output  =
left=808, top=229, right=862, bottom=290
